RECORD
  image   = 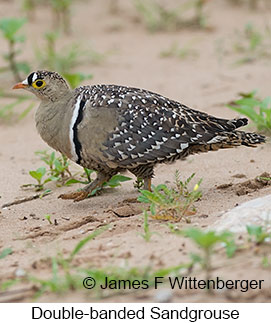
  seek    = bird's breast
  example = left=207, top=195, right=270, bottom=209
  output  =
left=35, top=100, right=75, bottom=160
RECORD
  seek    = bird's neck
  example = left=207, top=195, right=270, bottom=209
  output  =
left=35, top=91, right=75, bottom=158
left=38, top=86, right=72, bottom=103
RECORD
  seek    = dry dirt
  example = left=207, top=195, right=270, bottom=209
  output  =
left=0, top=0, right=270, bottom=303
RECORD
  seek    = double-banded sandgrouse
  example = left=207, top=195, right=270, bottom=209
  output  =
left=13, top=70, right=265, bottom=201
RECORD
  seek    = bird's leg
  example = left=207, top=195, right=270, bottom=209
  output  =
left=130, top=166, right=154, bottom=192
left=143, top=178, right=152, bottom=191
left=58, top=172, right=114, bottom=202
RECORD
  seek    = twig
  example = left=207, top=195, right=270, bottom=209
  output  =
left=2, top=191, right=51, bottom=208
left=8, top=40, right=21, bottom=82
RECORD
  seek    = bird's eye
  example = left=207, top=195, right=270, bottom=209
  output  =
left=32, top=79, right=46, bottom=89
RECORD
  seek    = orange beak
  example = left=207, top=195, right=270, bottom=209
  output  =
left=12, top=83, right=28, bottom=89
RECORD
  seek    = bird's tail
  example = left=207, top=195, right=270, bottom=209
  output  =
left=187, top=130, right=265, bottom=156
left=227, top=130, right=265, bottom=147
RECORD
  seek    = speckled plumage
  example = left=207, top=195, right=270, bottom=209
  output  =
left=14, top=70, right=265, bottom=201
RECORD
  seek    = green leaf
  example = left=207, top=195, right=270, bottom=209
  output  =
left=64, top=178, right=89, bottom=186
left=138, top=190, right=160, bottom=204
left=14, top=34, right=25, bottom=43
left=183, top=228, right=233, bottom=250
left=227, top=91, right=271, bottom=133
left=246, top=225, right=270, bottom=243
left=83, top=168, right=94, bottom=182
left=137, top=190, right=151, bottom=203
left=150, top=203, right=156, bottom=215
left=190, top=252, right=203, bottom=264
left=0, top=18, right=26, bottom=41
left=224, top=239, right=237, bottom=258
left=39, top=189, right=52, bottom=198
left=104, top=175, right=132, bottom=188
left=29, top=167, right=46, bottom=182
left=0, top=248, right=12, bottom=259
left=228, top=104, right=261, bottom=123
left=15, top=61, right=30, bottom=74
left=49, top=152, right=56, bottom=168
left=45, top=176, right=59, bottom=183
left=53, top=159, right=63, bottom=172
left=63, top=72, right=93, bottom=89
left=1, top=279, right=19, bottom=291
left=246, top=225, right=262, bottom=237
left=69, top=225, right=109, bottom=261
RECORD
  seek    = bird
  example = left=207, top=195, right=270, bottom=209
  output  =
left=13, top=70, right=265, bottom=201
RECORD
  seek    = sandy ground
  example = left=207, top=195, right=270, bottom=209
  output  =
left=0, top=0, right=270, bottom=302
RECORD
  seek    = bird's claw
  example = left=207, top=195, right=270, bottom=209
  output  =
left=58, top=191, right=89, bottom=202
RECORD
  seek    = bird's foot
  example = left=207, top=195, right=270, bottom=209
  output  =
left=58, top=191, right=89, bottom=202
left=58, top=172, right=116, bottom=202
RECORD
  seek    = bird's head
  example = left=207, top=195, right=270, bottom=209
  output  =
left=13, top=70, right=70, bottom=102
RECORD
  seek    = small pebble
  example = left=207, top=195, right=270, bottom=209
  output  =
left=15, top=268, right=26, bottom=277
left=154, top=289, right=173, bottom=303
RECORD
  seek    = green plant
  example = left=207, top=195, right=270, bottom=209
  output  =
left=160, top=41, right=198, bottom=60
left=44, top=214, right=53, bottom=225
left=0, top=18, right=34, bottom=122
left=0, top=17, right=30, bottom=82
left=28, top=225, right=109, bottom=296
left=35, top=150, right=72, bottom=182
left=0, top=94, right=34, bottom=121
left=22, top=0, right=42, bottom=21
left=217, top=22, right=271, bottom=65
left=0, top=279, right=20, bottom=292
left=139, top=210, right=158, bottom=242
left=63, top=73, right=92, bottom=90
left=134, top=0, right=209, bottom=32
left=69, top=225, right=110, bottom=261
left=104, top=174, right=132, bottom=189
left=246, top=225, right=271, bottom=245
left=86, top=174, right=132, bottom=196
left=0, top=248, right=12, bottom=260
left=50, top=154, right=71, bottom=180
left=262, top=256, right=271, bottom=268
left=26, top=167, right=54, bottom=191
left=194, top=0, right=208, bottom=27
left=170, top=226, right=236, bottom=284
left=49, top=0, right=72, bottom=35
left=233, top=23, right=271, bottom=64
left=227, top=91, right=271, bottom=134
left=28, top=167, right=47, bottom=190
left=25, top=150, right=131, bottom=193
left=23, top=151, right=74, bottom=191
left=134, top=0, right=182, bottom=32
left=234, top=23, right=262, bottom=52
left=138, top=172, right=202, bottom=221
left=6, top=223, right=190, bottom=299
left=65, top=167, right=94, bottom=186
left=83, top=168, right=94, bottom=183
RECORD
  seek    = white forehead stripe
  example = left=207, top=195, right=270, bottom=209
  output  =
left=32, top=73, right=38, bottom=82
